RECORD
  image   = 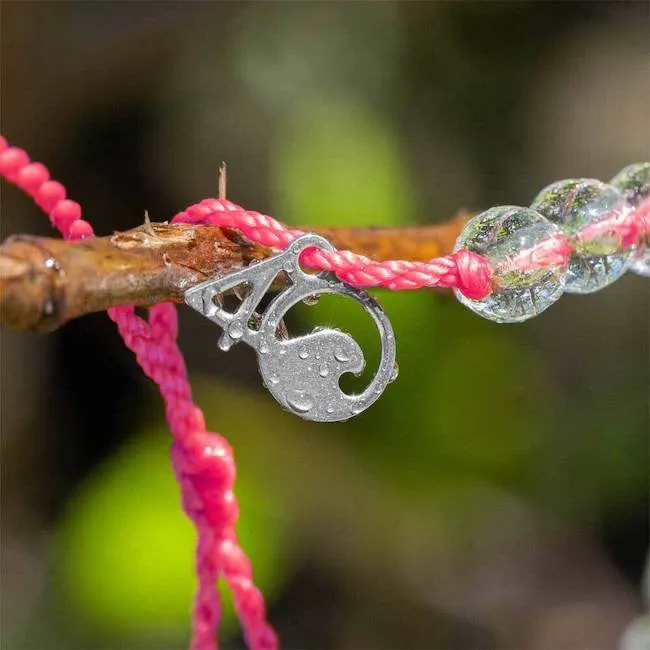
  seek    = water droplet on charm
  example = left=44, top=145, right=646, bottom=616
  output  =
left=350, top=401, right=365, bottom=415
left=334, top=347, right=350, bottom=363
left=390, top=362, right=399, bottom=382
left=326, top=405, right=335, bottom=414
left=228, top=321, right=244, bottom=339
left=319, top=364, right=329, bottom=377
left=283, top=261, right=294, bottom=273
left=268, top=373, right=280, bottom=385
left=259, top=342, right=270, bottom=354
left=302, top=293, right=320, bottom=306
left=298, top=347, right=309, bottom=360
left=315, top=353, right=321, bottom=360
left=279, top=347, right=287, bottom=356
left=286, top=390, right=313, bottom=413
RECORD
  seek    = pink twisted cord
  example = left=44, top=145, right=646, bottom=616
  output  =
left=0, top=137, right=277, bottom=650
left=173, top=199, right=493, bottom=299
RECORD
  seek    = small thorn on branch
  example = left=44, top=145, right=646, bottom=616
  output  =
left=143, top=209, right=155, bottom=236
left=218, top=162, right=227, bottom=200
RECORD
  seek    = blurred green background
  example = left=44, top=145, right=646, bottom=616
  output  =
left=1, top=2, right=648, bottom=649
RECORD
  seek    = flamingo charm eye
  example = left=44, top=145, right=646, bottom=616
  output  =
left=184, top=234, right=397, bottom=422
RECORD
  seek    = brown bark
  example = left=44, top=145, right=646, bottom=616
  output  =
left=0, top=212, right=471, bottom=332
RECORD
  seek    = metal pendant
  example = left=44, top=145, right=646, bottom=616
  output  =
left=184, top=234, right=397, bottom=422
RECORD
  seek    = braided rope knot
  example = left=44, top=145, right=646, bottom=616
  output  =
left=172, top=438, right=239, bottom=527
left=451, top=249, right=492, bottom=300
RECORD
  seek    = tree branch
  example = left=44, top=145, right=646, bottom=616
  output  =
left=0, top=211, right=471, bottom=332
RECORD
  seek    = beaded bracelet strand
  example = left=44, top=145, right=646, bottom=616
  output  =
left=172, top=167, right=649, bottom=324
left=1, top=133, right=648, bottom=649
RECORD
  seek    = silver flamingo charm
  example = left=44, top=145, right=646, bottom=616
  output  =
left=184, top=234, right=397, bottom=422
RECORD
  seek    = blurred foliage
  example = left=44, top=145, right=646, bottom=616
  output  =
left=274, top=100, right=415, bottom=228
left=234, top=2, right=403, bottom=113
left=55, top=421, right=290, bottom=645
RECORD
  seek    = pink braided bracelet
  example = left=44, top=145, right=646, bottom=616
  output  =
left=1, top=134, right=648, bottom=649
left=0, top=137, right=276, bottom=650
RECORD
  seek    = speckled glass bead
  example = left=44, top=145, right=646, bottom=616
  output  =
left=610, top=162, right=650, bottom=278
left=530, top=178, right=633, bottom=294
left=453, top=206, right=568, bottom=323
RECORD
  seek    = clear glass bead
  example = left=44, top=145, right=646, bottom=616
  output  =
left=453, top=206, right=568, bottom=323
left=530, top=178, right=634, bottom=293
left=610, top=162, right=650, bottom=278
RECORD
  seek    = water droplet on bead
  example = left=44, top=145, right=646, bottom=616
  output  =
left=531, top=179, right=633, bottom=293
left=334, top=347, right=350, bottom=363
left=228, top=321, right=244, bottom=339
left=286, top=390, right=313, bottom=413
left=453, top=206, right=568, bottom=323
left=610, top=162, right=650, bottom=209
left=610, top=162, right=650, bottom=278
left=298, top=346, right=309, bottom=359
left=319, top=364, right=329, bottom=378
